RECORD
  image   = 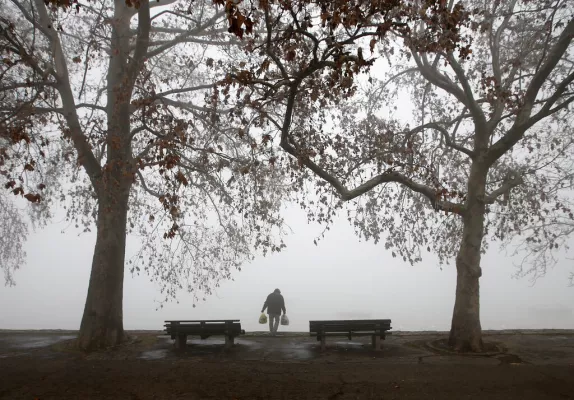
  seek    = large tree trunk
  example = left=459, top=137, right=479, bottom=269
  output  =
left=76, top=0, right=148, bottom=351
left=448, top=164, right=488, bottom=352
left=76, top=0, right=137, bottom=351
left=78, top=185, right=131, bottom=351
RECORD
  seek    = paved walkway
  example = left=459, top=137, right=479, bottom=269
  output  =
left=1, top=330, right=573, bottom=365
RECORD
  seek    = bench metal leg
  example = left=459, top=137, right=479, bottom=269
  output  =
left=225, top=335, right=235, bottom=349
left=372, top=335, right=381, bottom=351
left=176, top=334, right=187, bottom=349
left=320, top=336, right=326, bottom=352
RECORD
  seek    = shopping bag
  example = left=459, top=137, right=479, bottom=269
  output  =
left=259, top=313, right=268, bottom=324
left=280, top=314, right=289, bottom=326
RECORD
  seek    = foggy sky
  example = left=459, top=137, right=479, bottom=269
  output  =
left=1, top=205, right=572, bottom=332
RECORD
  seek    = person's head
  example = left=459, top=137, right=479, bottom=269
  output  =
left=274, top=288, right=281, bottom=294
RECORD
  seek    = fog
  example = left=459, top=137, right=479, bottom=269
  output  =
left=1, top=205, right=573, bottom=333
left=2, top=0, right=572, bottom=335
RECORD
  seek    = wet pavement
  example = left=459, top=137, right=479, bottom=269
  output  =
left=0, top=330, right=573, bottom=366
left=488, top=333, right=574, bottom=365
left=0, top=331, right=77, bottom=359
left=1, top=334, right=76, bottom=349
left=1, top=330, right=574, bottom=399
left=139, top=349, right=169, bottom=360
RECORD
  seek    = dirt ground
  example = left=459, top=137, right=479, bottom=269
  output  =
left=0, top=330, right=573, bottom=399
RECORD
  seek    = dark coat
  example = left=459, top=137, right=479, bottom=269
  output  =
left=262, top=292, right=286, bottom=315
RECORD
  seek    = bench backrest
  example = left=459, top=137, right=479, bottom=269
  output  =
left=309, top=319, right=391, bottom=333
left=164, top=320, right=240, bottom=323
left=165, top=321, right=243, bottom=336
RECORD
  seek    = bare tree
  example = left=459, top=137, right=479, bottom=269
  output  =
left=1, top=0, right=286, bottom=351
left=361, top=0, right=574, bottom=351
left=1, top=13, right=53, bottom=285
left=0, top=194, right=27, bottom=286
left=220, top=0, right=574, bottom=351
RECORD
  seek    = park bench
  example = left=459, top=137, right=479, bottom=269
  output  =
left=164, top=320, right=245, bottom=350
left=309, top=319, right=392, bottom=352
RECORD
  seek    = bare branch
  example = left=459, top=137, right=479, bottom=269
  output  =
left=486, top=18, right=574, bottom=165
left=136, top=170, right=164, bottom=198
left=0, top=82, right=55, bottom=91
left=152, top=84, right=215, bottom=97
left=155, top=97, right=235, bottom=114
left=406, top=121, right=475, bottom=158
left=280, top=90, right=464, bottom=214
left=33, top=0, right=102, bottom=185
left=446, top=52, right=487, bottom=132
left=148, top=37, right=237, bottom=47
left=485, top=174, right=524, bottom=204
left=145, top=10, right=225, bottom=58
left=126, top=0, right=151, bottom=93
left=263, top=6, right=289, bottom=80
left=527, top=72, right=574, bottom=125
left=76, top=103, right=107, bottom=112
left=410, top=51, right=470, bottom=110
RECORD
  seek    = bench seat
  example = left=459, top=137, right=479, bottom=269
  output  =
left=309, top=319, right=392, bottom=351
left=164, top=320, right=245, bottom=349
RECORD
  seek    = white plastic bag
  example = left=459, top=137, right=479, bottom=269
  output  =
left=280, top=314, right=289, bottom=326
left=259, top=313, right=268, bottom=324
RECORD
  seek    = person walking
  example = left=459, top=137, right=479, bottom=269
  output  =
left=261, top=289, right=286, bottom=336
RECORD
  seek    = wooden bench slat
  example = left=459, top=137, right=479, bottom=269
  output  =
left=163, top=319, right=245, bottom=351
left=164, top=319, right=240, bottom=323
left=309, top=319, right=392, bottom=352
left=310, top=325, right=391, bottom=332
left=309, top=319, right=391, bottom=324
left=164, top=320, right=244, bottom=338
left=165, top=324, right=241, bottom=326
left=310, top=325, right=391, bottom=329
left=316, top=332, right=388, bottom=337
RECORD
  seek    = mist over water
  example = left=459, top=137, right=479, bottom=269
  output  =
left=1, top=206, right=572, bottom=333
